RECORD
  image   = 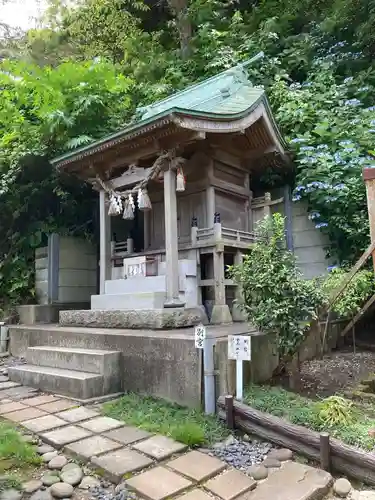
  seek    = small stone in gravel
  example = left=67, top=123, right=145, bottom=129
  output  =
left=37, top=445, right=55, bottom=455
left=267, top=448, right=293, bottom=462
left=334, top=478, right=352, bottom=497
left=48, top=455, right=68, bottom=470
left=0, top=489, right=22, bottom=500
left=42, top=474, right=61, bottom=487
left=60, top=463, right=80, bottom=473
left=243, top=434, right=250, bottom=442
left=22, top=480, right=43, bottom=494
left=50, top=483, right=73, bottom=498
left=247, top=465, right=268, bottom=480
left=60, top=466, right=83, bottom=486
left=42, top=451, right=58, bottom=463
left=30, top=489, right=53, bottom=500
left=262, top=458, right=281, bottom=468
left=79, top=477, right=101, bottom=490
left=224, top=435, right=236, bottom=446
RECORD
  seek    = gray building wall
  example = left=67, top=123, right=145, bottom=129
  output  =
left=35, top=236, right=97, bottom=305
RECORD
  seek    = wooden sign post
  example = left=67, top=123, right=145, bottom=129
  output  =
left=228, top=335, right=251, bottom=401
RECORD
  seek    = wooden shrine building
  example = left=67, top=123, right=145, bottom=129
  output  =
left=52, top=58, right=291, bottom=326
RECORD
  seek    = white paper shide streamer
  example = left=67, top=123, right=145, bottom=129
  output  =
left=108, top=194, right=123, bottom=216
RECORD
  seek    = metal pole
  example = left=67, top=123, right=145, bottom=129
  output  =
left=203, top=337, right=216, bottom=414
left=236, top=359, right=243, bottom=401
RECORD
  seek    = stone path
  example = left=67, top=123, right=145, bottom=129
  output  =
left=0, top=381, right=363, bottom=500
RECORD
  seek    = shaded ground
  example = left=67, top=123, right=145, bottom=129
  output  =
left=272, top=348, right=375, bottom=399
left=297, top=348, right=375, bottom=398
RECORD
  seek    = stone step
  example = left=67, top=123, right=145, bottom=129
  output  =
left=91, top=291, right=186, bottom=310
left=26, top=346, right=121, bottom=376
left=8, top=364, right=105, bottom=400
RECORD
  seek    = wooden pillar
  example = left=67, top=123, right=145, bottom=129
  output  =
left=164, top=169, right=184, bottom=307
left=144, top=210, right=150, bottom=250
left=206, top=186, right=215, bottom=227
left=264, top=192, right=271, bottom=218
left=363, top=168, right=375, bottom=272
left=99, top=190, right=111, bottom=294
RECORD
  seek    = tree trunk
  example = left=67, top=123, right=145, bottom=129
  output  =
left=168, top=0, right=192, bottom=59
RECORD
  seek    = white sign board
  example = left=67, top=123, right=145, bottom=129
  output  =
left=228, top=335, right=251, bottom=361
left=194, top=324, right=206, bottom=349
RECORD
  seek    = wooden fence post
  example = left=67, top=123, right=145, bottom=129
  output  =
left=320, top=432, right=331, bottom=471
left=225, top=395, right=234, bottom=429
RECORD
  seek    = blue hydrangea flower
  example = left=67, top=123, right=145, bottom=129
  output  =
left=292, top=194, right=301, bottom=202
left=290, top=138, right=307, bottom=144
left=315, top=222, right=328, bottom=229
left=308, top=212, right=320, bottom=220
left=344, top=99, right=361, bottom=107
left=327, top=265, right=338, bottom=272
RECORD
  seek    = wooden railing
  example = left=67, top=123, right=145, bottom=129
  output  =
left=218, top=395, right=375, bottom=485
left=196, top=227, right=215, bottom=242
left=221, top=227, right=257, bottom=244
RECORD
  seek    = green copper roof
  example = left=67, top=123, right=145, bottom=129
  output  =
left=52, top=53, right=272, bottom=166
left=138, top=52, right=264, bottom=120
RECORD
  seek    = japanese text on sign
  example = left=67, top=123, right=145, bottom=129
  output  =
left=194, top=324, right=206, bottom=349
left=228, top=335, right=251, bottom=361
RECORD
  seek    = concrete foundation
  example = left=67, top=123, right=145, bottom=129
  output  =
left=17, top=303, right=90, bottom=325
left=9, top=323, right=278, bottom=407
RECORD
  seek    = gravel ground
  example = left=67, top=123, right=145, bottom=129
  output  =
left=208, top=435, right=275, bottom=471
left=297, top=349, right=375, bottom=398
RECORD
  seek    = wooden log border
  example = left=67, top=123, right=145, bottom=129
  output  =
left=217, top=395, right=375, bottom=486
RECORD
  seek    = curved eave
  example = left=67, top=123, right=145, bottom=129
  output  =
left=52, top=95, right=288, bottom=170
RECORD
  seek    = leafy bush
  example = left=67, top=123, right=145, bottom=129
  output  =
left=320, top=267, right=375, bottom=318
left=314, top=396, right=354, bottom=427
left=229, top=213, right=325, bottom=358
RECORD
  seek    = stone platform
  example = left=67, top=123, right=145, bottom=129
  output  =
left=59, top=307, right=208, bottom=329
left=8, top=324, right=278, bottom=407
left=0, top=386, right=334, bottom=500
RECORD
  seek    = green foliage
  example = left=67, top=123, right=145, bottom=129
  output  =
left=0, top=58, right=133, bottom=306
left=102, top=392, right=229, bottom=446
left=315, top=395, right=354, bottom=427
left=321, top=267, right=375, bottom=318
left=229, top=214, right=325, bottom=358
left=245, top=384, right=375, bottom=450
left=0, top=422, right=42, bottom=473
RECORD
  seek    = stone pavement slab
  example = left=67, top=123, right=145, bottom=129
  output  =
left=56, top=407, right=99, bottom=423
left=204, top=470, right=256, bottom=500
left=41, top=425, right=92, bottom=449
left=91, top=448, right=154, bottom=484
left=133, top=435, right=187, bottom=460
left=167, top=450, right=226, bottom=482
left=79, top=416, right=123, bottom=433
left=37, top=399, right=77, bottom=413
left=64, top=435, right=122, bottom=462
left=179, top=490, right=214, bottom=500
left=243, top=461, right=332, bottom=500
left=0, top=381, right=21, bottom=391
left=0, top=401, right=27, bottom=415
left=0, top=386, right=37, bottom=400
left=126, top=466, right=192, bottom=500
left=22, top=395, right=60, bottom=406
left=5, top=407, right=48, bottom=423
left=22, top=414, right=69, bottom=433
left=103, top=426, right=152, bottom=445
left=0, top=376, right=9, bottom=383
